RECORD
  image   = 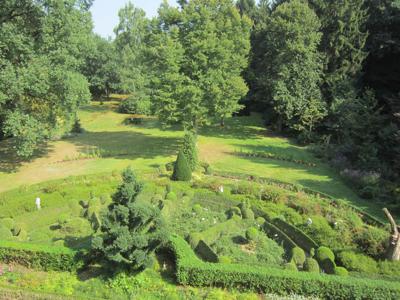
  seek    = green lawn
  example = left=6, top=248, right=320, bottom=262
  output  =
left=0, top=100, right=391, bottom=221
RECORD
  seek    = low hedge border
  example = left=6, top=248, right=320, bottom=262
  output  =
left=271, top=218, right=319, bottom=253
left=167, top=234, right=400, bottom=300
left=0, top=240, right=82, bottom=271
left=212, top=171, right=385, bottom=227
left=233, top=150, right=317, bottom=167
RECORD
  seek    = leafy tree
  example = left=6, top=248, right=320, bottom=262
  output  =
left=0, top=0, right=92, bottom=157
left=114, top=2, right=149, bottom=94
left=182, top=131, right=198, bottom=171
left=92, top=168, right=166, bottom=271
left=172, top=150, right=192, bottom=181
left=265, top=0, right=326, bottom=136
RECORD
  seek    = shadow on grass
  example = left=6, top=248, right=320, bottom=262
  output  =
left=0, top=138, right=53, bottom=174
left=69, top=131, right=181, bottom=160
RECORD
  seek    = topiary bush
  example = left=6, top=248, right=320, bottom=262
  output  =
left=303, top=257, right=320, bottom=273
left=172, top=151, right=192, bottom=182
left=320, top=257, right=336, bottom=274
left=256, top=217, right=266, bottom=225
left=166, top=192, right=177, bottom=201
left=316, top=246, right=335, bottom=263
left=228, top=207, right=242, bottom=219
left=284, top=260, right=298, bottom=271
left=0, top=218, right=14, bottom=230
left=290, top=247, right=306, bottom=267
left=193, top=204, right=203, bottom=215
left=334, top=266, right=349, bottom=277
left=245, top=227, right=259, bottom=241
left=182, top=131, right=198, bottom=171
left=0, top=225, right=12, bottom=240
left=219, top=256, right=232, bottom=264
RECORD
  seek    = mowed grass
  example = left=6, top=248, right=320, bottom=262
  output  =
left=0, top=100, right=389, bottom=220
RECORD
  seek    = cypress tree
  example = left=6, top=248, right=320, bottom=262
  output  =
left=182, top=131, right=198, bottom=171
left=172, top=150, right=192, bottom=181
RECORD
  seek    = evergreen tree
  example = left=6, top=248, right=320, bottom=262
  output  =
left=182, top=131, right=198, bottom=171
left=92, top=168, right=165, bottom=271
left=265, top=0, right=326, bottom=136
left=172, top=150, right=192, bottom=181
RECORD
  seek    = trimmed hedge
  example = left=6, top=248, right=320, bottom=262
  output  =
left=262, top=221, right=297, bottom=250
left=167, top=234, right=400, bottom=299
left=0, top=240, right=82, bottom=271
left=271, top=218, right=319, bottom=253
left=195, top=240, right=219, bottom=263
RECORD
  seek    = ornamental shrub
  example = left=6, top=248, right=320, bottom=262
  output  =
left=228, top=207, right=242, bottom=219
left=320, top=258, right=336, bottom=274
left=166, top=192, right=177, bottom=201
left=378, top=260, right=400, bottom=277
left=256, top=217, right=266, bottom=225
left=316, top=246, right=335, bottom=263
left=290, top=247, right=306, bottom=266
left=0, top=225, right=12, bottom=240
left=242, top=208, right=255, bottom=220
left=193, top=204, right=203, bottom=214
left=91, top=168, right=166, bottom=271
left=334, top=266, right=349, bottom=277
left=0, top=218, right=14, bottom=230
left=118, top=94, right=151, bottom=115
left=336, top=251, right=378, bottom=274
left=219, top=256, right=232, bottom=264
left=284, top=260, right=298, bottom=271
left=246, top=227, right=259, bottom=241
left=303, top=257, right=319, bottom=273
left=182, top=131, right=198, bottom=171
left=172, top=151, right=192, bottom=182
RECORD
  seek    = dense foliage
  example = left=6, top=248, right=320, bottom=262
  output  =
left=92, top=168, right=166, bottom=271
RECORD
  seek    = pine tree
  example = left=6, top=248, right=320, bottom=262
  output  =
left=172, top=150, right=192, bottom=181
left=182, top=131, right=198, bottom=171
left=92, top=168, right=165, bottom=271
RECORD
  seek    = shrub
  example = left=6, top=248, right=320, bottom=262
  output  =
left=334, top=267, right=349, bottom=277
left=219, top=256, right=232, bottom=264
left=284, top=260, right=298, bottom=271
left=0, top=225, right=12, bottom=240
left=303, top=258, right=319, bottom=273
left=246, top=227, right=259, bottom=241
left=0, top=218, right=14, bottom=230
left=353, top=226, right=389, bottom=258
left=205, top=165, right=213, bottom=175
left=290, top=247, right=306, bottom=266
left=11, top=223, right=23, bottom=236
left=16, top=229, right=28, bottom=241
left=228, top=207, right=242, bottom=219
left=315, top=246, right=335, bottom=263
left=63, top=218, right=91, bottom=235
left=182, top=131, right=198, bottom=171
left=166, top=192, right=177, bottom=201
left=193, top=204, right=203, bottom=215
left=256, top=217, right=266, bottom=225
left=336, top=251, right=378, bottom=274
left=242, top=208, right=254, bottom=220
left=71, top=118, right=84, bottom=133
left=187, top=233, right=202, bottom=249
left=118, top=94, right=151, bottom=115
left=168, top=235, right=400, bottom=299
left=0, top=240, right=81, bottom=271
left=378, top=260, right=400, bottom=277
left=172, top=151, right=192, bottom=182
left=320, top=258, right=336, bottom=274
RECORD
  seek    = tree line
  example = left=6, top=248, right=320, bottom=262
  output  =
left=0, top=0, right=399, bottom=208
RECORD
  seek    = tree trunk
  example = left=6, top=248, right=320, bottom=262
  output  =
left=220, top=117, right=225, bottom=127
left=383, top=208, right=400, bottom=261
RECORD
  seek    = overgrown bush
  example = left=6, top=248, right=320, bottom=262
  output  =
left=353, top=226, right=388, bottom=258
left=334, top=266, right=349, bottom=277
left=245, top=227, right=259, bottom=241
left=118, top=94, right=151, bottom=115
left=172, top=151, right=192, bottom=182
left=336, top=251, right=378, bottom=274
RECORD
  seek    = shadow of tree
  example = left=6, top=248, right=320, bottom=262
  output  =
left=0, top=138, right=53, bottom=173
left=69, top=131, right=181, bottom=160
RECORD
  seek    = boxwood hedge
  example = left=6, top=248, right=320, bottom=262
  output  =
left=167, top=234, right=400, bottom=300
left=0, top=240, right=82, bottom=271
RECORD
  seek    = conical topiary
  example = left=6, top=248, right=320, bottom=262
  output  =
left=172, top=150, right=192, bottom=181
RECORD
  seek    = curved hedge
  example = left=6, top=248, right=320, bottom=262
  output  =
left=271, top=218, right=319, bottom=253
left=0, top=240, right=82, bottom=271
left=168, top=234, right=400, bottom=300
left=262, top=221, right=297, bottom=250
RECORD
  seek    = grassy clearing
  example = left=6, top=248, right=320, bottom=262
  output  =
left=0, top=100, right=392, bottom=221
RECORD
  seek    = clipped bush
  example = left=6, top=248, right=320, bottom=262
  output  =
left=256, top=217, right=266, bottom=225
left=167, top=235, right=400, bottom=299
left=16, top=229, right=28, bottom=242
left=166, top=192, right=177, bottom=201
left=316, top=246, right=335, bottom=263
left=290, top=247, right=306, bottom=266
left=242, top=208, right=255, bottom=220
left=193, top=204, right=203, bottom=214
left=165, top=161, right=175, bottom=172
left=284, top=260, right=298, bottom=271
left=172, top=151, right=192, bottom=182
left=219, top=256, right=232, bottom=264
left=228, top=207, right=242, bottom=219
left=12, top=223, right=23, bottom=236
left=0, top=240, right=81, bottom=271
left=0, top=225, right=13, bottom=240
left=334, top=266, right=349, bottom=277
left=336, top=251, right=378, bottom=274
left=303, top=257, right=320, bottom=273
left=29, top=231, right=50, bottom=243
left=187, top=233, right=201, bottom=249
left=0, top=218, right=14, bottom=230
left=320, top=258, right=336, bottom=274
left=182, top=131, right=198, bottom=171
left=246, top=227, right=259, bottom=241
